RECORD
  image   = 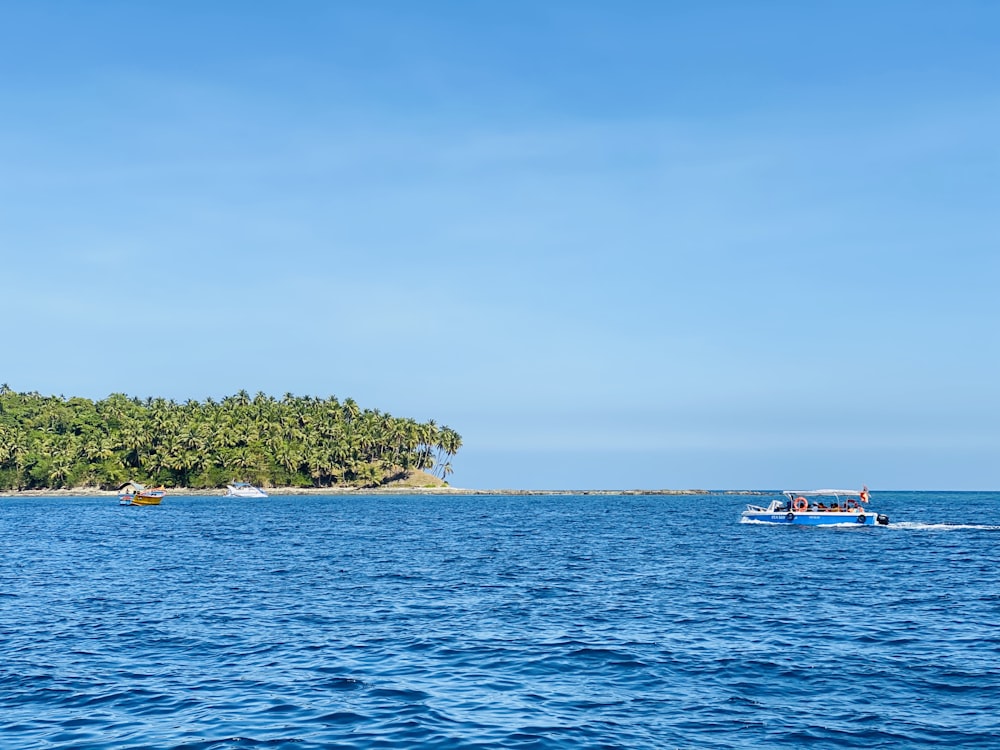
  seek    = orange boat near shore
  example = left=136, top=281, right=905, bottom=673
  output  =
left=118, top=482, right=166, bottom=506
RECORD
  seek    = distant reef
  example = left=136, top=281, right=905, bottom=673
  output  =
left=0, top=385, right=461, bottom=492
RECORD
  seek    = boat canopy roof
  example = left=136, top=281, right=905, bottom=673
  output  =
left=783, top=489, right=860, bottom=497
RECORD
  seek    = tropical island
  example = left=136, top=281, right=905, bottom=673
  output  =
left=0, top=385, right=461, bottom=493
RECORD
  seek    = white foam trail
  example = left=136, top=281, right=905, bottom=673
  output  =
left=888, top=521, right=1000, bottom=531
left=740, top=518, right=1000, bottom=531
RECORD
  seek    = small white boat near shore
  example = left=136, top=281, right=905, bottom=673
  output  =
left=224, top=482, right=268, bottom=498
left=742, top=487, right=889, bottom=526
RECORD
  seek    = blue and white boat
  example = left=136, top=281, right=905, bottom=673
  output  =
left=224, top=482, right=268, bottom=498
left=742, top=487, right=889, bottom=526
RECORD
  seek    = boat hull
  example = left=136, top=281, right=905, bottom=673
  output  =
left=224, top=484, right=268, bottom=498
left=119, top=491, right=166, bottom=506
left=742, top=511, right=886, bottom=526
left=130, top=494, right=164, bottom=505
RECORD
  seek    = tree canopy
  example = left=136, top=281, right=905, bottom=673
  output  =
left=0, top=384, right=462, bottom=491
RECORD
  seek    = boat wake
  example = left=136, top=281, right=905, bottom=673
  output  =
left=741, top=518, right=1000, bottom=531
left=888, top=521, right=1000, bottom=532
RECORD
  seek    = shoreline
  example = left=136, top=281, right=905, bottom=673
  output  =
left=0, top=487, right=755, bottom=498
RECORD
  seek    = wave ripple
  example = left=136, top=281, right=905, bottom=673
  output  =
left=2, top=491, right=999, bottom=748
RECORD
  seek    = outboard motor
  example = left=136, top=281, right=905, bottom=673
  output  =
left=877, top=514, right=889, bottom=525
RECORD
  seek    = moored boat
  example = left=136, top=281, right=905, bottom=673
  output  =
left=224, top=482, right=268, bottom=498
left=742, top=487, right=888, bottom=526
left=118, top=482, right=166, bottom=506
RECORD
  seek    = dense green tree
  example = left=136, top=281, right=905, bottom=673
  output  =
left=0, top=387, right=461, bottom=491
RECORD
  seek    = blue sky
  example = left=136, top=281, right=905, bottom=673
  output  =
left=2, top=2, right=997, bottom=490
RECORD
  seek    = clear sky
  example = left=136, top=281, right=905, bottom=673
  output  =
left=2, top=2, right=997, bottom=490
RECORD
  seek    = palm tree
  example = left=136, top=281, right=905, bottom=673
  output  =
left=435, top=426, right=463, bottom=478
left=342, top=397, right=360, bottom=423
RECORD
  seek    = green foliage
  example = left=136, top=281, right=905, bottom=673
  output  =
left=0, top=385, right=462, bottom=491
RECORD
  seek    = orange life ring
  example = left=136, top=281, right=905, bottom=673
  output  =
left=793, top=496, right=808, bottom=512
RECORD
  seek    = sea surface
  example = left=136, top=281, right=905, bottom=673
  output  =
left=2, top=491, right=999, bottom=749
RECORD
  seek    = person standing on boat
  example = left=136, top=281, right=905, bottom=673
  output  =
left=860, top=486, right=870, bottom=504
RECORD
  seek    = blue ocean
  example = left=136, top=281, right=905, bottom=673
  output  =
left=2, top=491, right=998, bottom=749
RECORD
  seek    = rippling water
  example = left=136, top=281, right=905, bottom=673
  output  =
left=2, top=491, right=999, bottom=749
